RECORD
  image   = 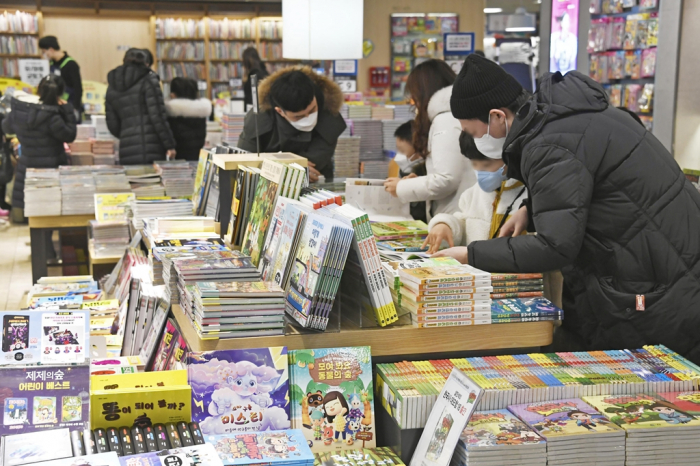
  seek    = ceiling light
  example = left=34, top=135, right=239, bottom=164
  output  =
left=484, top=8, right=503, bottom=13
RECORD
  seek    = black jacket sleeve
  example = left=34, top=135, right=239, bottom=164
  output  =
left=2, top=109, right=14, bottom=134
left=48, top=104, right=78, bottom=142
left=143, top=75, right=176, bottom=150
left=105, top=92, right=120, bottom=138
left=468, top=144, right=594, bottom=273
left=237, top=110, right=273, bottom=153
left=61, top=61, right=83, bottom=110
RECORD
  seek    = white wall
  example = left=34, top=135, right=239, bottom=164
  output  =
left=674, top=0, right=700, bottom=170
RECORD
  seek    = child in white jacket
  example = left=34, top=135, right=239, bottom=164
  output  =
left=425, top=131, right=527, bottom=254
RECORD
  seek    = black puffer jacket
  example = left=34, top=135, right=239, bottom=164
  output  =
left=105, top=64, right=175, bottom=165
left=165, top=97, right=212, bottom=161
left=468, top=71, right=700, bottom=362
left=2, top=98, right=76, bottom=209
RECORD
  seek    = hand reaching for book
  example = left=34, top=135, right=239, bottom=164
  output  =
left=499, top=205, right=528, bottom=238
left=431, top=246, right=468, bottom=264
left=308, top=162, right=320, bottom=183
left=423, top=223, right=454, bottom=254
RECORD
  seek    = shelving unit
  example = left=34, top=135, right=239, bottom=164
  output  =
left=0, top=10, right=43, bottom=80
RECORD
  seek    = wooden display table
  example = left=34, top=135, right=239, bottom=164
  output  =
left=28, top=214, right=95, bottom=283
left=87, top=244, right=121, bottom=279
left=172, top=304, right=554, bottom=357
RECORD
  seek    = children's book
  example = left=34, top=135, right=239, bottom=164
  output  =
left=270, top=202, right=309, bottom=289
left=583, top=394, right=700, bottom=431
left=207, top=429, right=314, bottom=465
left=490, top=298, right=564, bottom=319
left=150, top=318, right=180, bottom=371
left=187, top=347, right=290, bottom=434
left=508, top=398, right=625, bottom=440
left=658, top=392, right=700, bottom=416
left=259, top=196, right=291, bottom=279
left=410, top=368, right=483, bottom=466
left=459, top=409, right=545, bottom=450
left=1, top=428, right=73, bottom=466
left=371, top=221, right=428, bottom=240
left=242, top=160, right=287, bottom=267
left=116, top=444, right=224, bottom=466
left=376, top=238, right=428, bottom=253
left=289, top=347, right=376, bottom=453
left=197, top=282, right=285, bottom=298
left=313, top=447, right=405, bottom=465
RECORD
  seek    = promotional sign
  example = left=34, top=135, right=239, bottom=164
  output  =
left=19, top=59, right=49, bottom=87
left=550, top=0, right=579, bottom=73
left=333, top=60, right=358, bottom=76
left=443, top=33, right=475, bottom=55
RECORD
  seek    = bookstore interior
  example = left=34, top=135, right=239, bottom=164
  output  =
left=0, top=0, right=700, bottom=465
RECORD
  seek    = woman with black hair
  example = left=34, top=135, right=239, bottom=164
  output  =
left=2, top=74, right=76, bottom=214
left=242, top=47, right=269, bottom=108
left=105, top=48, right=175, bottom=164
left=165, top=77, right=212, bottom=161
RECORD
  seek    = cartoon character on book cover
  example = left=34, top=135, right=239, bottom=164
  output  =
left=426, top=409, right=453, bottom=461
left=61, top=396, right=82, bottom=422
left=584, top=394, right=700, bottom=428
left=289, top=347, right=376, bottom=453
left=207, top=429, right=313, bottom=463
left=461, top=410, right=544, bottom=447
left=3, top=397, right=28, bottom=426
left=508, top=399, right=621, bottom=438
left=2, top=315, right=29, bottom=352
left=187, top=347, right=290, bottom=434
left=659, top=392, right=700, bottom=416
left=32, top=396, right=57, bottom=424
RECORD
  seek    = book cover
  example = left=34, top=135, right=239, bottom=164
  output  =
left=399, top=266, right=490, bottom=285
left=151, top=319, right=180, bottom=371
left=289, top=347, right=376, bottom=453
left=459, top=409, right=545, bottom=449
left=197, top=282, right=285, bottom=298
left=370, top=221, right=428, bottom=240
left=376, top=238, right=428, bottom=253
left=175, top=258, right=256, bottom=274
left=313, top=447, right=405, bottom=465
left=242, top=160, right=286, bottom=267
left=2, top=428, right=73, bottom=466
left=270, top=203, right=307, bottom=288
left=410, top=368, right=483, bottom=466
left=583, top=394, right=700, bottom=430
left=260, top=197, right=291, bottom=280
left=0, top=364, right=90, bottom=436
left=508, top=398, right=624, bottom=439
left=116, top=444, right=224, bottom=466
left=187, top=347, right=290, bottom=434
left=206, top=429, right=314, bottom=464
left=490, top=298, right=564, bottom=319
left=152, top=238, right=225, bottom=247
left=658, top=392, right=700, bottom=416
left=94, top=193, right=136, bottom=222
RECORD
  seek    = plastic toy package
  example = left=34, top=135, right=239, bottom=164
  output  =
left=625, top=84, right=643, bottom=112
left=607, top=84, right=623, bottom=107
left=642, top=47, right=657, bottom=77
left=610, top=17, right=626, bottom=49
left=608, top=51, right=625, bottom=80
left=638, top=83, right=654, bottom=113
left=625, top=50, right=642, bottom=79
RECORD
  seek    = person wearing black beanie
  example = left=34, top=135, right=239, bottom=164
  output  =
left=434, top=54, right=700, bottom=364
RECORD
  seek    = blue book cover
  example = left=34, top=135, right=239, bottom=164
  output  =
left=206, top=429, right=314, bottom=465
left=187, top=347, right=290, bottom=435
left=490, top=297, right=564, bottom=318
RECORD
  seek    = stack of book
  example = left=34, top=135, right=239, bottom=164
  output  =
left=314, top=448, right=405, bottom=465
left=375, top=345, right=700, bottom=430
left=372, top=220, right=428, bottom=242
left=93, top=153, right=117, bottom=165
left=94, top=173, right=131, bottom=193
left=398, top=265, right=492, bottom=328
left=27, top=276, right=101, bottom=303
left=509, top=399, right=626, bottom=466
left=371, top=106, right=394, bottom=120
left=333, top=136, right=361, bottom=179
left=491, top=272, right=544, bottom=299
left=170, top=256, right=260, bottom=306
left=188, top=281, right=286, bottom=339
left=491, top=297, right=564, bottom=323
left=130, top=199, right=194, bottom=228
left=584, top=393, right=700, bottom=466
left=150, top=240, right=227, bottom=285
left=354, top=120, right=384, bottom=160
left=23, top=168, right=61, bottom=217
left=68, top=152, right=93, bottom=165
left=155, top=160, right=195, bottom=198
left=91, top=138, right=115, bottom=155
left=91, top=115, right=111, bottom=138
left=382, top=256, right=460, bottom=311
left=68, top=140, right=91, bottom=153
left=89, top=220, right=131, bottom=258
left=452, top=410, right=546, bottom=466
left=382, top=119, right=404, bottom=152
left=76, top=124, right=96, bottom=140
left=393, top=105, right=414, bottom=121
left=348, top=105, right=372, bottom=120
left=60, top=170, right=96, bottom=215
left=221, top=112, right=245, bottom=145
left=125, top=165, right=165, bottom=198
left=360, top=159, right=391, bottom=179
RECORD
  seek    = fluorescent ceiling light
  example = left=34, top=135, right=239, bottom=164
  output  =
left=505, top=26, right=536, bottom=31
left=484, top=8, right=503, bottom=13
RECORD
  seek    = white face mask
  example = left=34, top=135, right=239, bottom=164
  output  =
left=286, top=111, right=318, bottom=132
left=474, top=112, right=509, bottom=160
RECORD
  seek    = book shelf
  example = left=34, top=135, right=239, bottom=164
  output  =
left=151, top=15, right=298, bottom=101
left=0, top=10, right=43, bottom=80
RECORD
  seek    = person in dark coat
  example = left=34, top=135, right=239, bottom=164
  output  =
left=165, top=77, right=212, bottom=161
left=242, top=47, right=269, bottom=108
left=441, top=54, right=700, bottom=362
left=106, top=48, right=176, bottom=165
left=2, top=75, right=76, bottom=210
left=39, top=36, right=83, bottom=120
left=237, top=66, right=346, bottom=182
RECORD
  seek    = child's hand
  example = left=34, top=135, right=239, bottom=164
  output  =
left=431, top=246, right=469, bottom=264
left=423, top=223, right=454, bottom=254
left=402, top=173, right=418, bottom=180
left=384, top=177, right=400, bottom=197
left=499, top=205, right=528, bottom=237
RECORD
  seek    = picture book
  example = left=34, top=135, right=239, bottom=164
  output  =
left=289, top=347, right=376, bottom=453
left=459, top=409, right=545, bottom=449
left=259, top=196, right=291, bottom=280
left=399, top=266, right=491, bottom=285
left=116, top=444, right=224, bottom=466
left=582, top=394, right=700, bottom=430
left=0, top=364, right=90, bottom=436
left=376, top=238, right=428, bottom=253
left=242, top=160, right=287, bottom=267
left=151, top=319, right=180, bottom=371
left=270, top=203, right=309, bottom=289
left=508, top=398, right=624, bottom=439
left=658, top=392, right=700, bottom=416
left=29, top=295, right=84, bottom=309
left=31, top=452, right=120, bottom=466
left=1, top=310, right=90, bottom=366
left=371, top=221, right=428, bottom=240
left=410, top=368, right=483, bottom=466
left=2, top=428, right=73, bottom=466
left=187, top=347, right=290, bottom=435
left=206, top=429, right=314, bottom=464
left=94, top=193, right=136, bottom=222
left=490, top=298, right=564, bottom=319
left=313, top=447, right=405, bottom=465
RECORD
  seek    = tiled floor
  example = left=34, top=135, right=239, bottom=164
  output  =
left=0, top=223, right=32, bottom=310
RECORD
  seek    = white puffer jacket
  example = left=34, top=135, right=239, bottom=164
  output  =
left=395, top=85, right=475, bottom=221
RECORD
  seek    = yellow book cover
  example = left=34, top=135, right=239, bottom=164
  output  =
left=94, top=193, right=135, bottom=222
left=90, top=385, right=191, bottom=429
left=91, top=369, right=188, bottom=391
left=399, top=265, right=491, bottom=284
left=583, top=394, right=700, bottom=430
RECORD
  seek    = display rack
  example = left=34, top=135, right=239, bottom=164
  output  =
left=0, top=10, right=43, bottom=79
left=389, top=13, right=459, bottom=100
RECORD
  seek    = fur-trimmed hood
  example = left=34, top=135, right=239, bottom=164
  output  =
left=427, top=85, right=453, bottom=122
left=257, top=66, right=344, bottom=115
left=165, top=98, right=212, bottom=118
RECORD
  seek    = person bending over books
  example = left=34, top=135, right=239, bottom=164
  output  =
left=237, top=67, right=346, bottom=183
left=423, top=131, right=527, bottom=254
left=383, top=60, right=475, bottom=221
left=437, top=53, right=700, bottom=362
left=393, top=120, right=427, bottom=223
left=165, top=77, right=212, bottom=161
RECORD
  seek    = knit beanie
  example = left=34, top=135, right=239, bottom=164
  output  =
left=450, top=54, right=524, bottom=120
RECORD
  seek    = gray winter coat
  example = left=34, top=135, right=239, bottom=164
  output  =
left=468, top=71, right=700, bottom=362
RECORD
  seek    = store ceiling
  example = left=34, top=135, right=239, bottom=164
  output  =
left=485, top=0, right=542, bottom=14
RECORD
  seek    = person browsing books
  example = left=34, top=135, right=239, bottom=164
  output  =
left=165, top=77, right=212, bottom=161
left=438, top=53, right=700, bottom=362
left=39, top=36, right=83, bottom=120
left=237, top=67, right=346, bottom=183
left=424, top=131, right=527, bottom=254
left=383, top=60, right=475, bottom=221
left=393, top=120, right=427, bottom=223
left=241, top=47, right=269, bottom=109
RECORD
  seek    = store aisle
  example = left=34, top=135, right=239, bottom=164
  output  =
left=0, top=224, right=32, bottom=310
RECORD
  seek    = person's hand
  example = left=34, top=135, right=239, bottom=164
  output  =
left=499, top=205, right=529, bottom=238
left=58, top=98, right=67, bottom=105
left=432, top=246, right=469, bottom=264
left=166, top=149, right=176, bottom=161
left=402, top=173, right=418, bottom=180
left=422, top=223, right=454, bottom=254
left=308, top=161, right=320, bottom=183
left=384, top=177, right=400, bottom=197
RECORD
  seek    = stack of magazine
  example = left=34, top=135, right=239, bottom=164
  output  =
left=130, top=199, right=193, bottom=228
left=155, top=160, right=195, bottom=198
left=170, top=256, right=259, bottom=306
left=23, top=168, right=61, bottom=217
left=189, top=281, right=286, bottom=339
